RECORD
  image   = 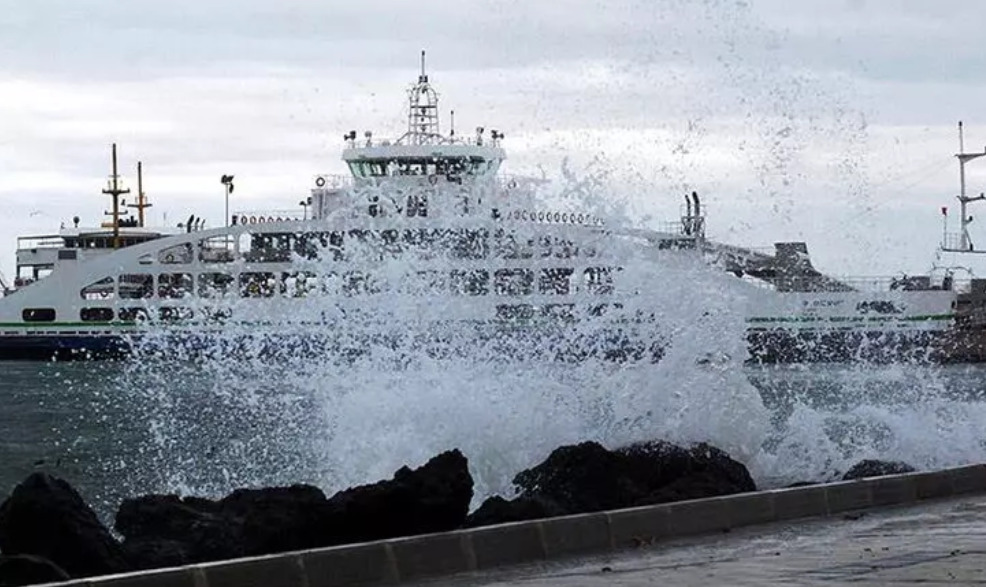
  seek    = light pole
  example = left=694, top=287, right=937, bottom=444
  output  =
left=299, top=199, right=309, bottom=220
left=220, top=174, right=235, bottom=227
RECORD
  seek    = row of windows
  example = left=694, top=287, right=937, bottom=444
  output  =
left=348, top=157, right=495, bottom=179
left=80, top=267, right=617, bottom=301
left=21, top=307, right=227, bottom=323
left=156, top=229, right=599, bottom=267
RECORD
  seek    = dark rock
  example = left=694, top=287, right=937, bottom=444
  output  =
left=115, top=450, right=473, bottom=569
left=222, top=485, right=331, bottom=556
left=116, top=494, right=245, bottom=565
left=0, top=554, right=70, bottom=586
left=0, top=473, right=129, bottom=578
left=473, top=439, right=755, bottom=527
left=322, top=449, right=473, bottom=544
left=464, top=495, right=565, bottom=527
left=842, top=460, right=916, bottom=481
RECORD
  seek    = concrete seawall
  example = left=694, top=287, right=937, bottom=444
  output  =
left=40, top=464, right=986, bottom=587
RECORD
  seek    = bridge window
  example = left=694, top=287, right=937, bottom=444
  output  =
left=119, top=274, right=154, bottom=299
left=406, top=194, right=428, bottom=217
left=81, top=277, right=115, bottom=300
left=22, top=308, right=56, bottom=322
left=158, top=273, right=194, bottom=299
left=539, top=268, right=574, bottom=295
left=80, top=307, right=114, bottom=322
left=494, top=269, right=534, bottom=296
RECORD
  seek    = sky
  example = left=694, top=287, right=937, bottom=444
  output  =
left=2, top=0, right=986, bottom=280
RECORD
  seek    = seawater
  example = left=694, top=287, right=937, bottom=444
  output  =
left=3, top=359, right=986, bottom=523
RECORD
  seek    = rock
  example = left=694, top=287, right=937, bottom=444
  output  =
left=115, top=494, right=243, bottom=567
left=222, top=485, right=331, bottom=556
left=115, top=450, right=473, bottom=569
left=0, top=473, right=129, bottom=579
left=322, top=449, right=473, bottom=544
left=842, top=460, right=916, bottom=481
left=0, top=554, right=70, bottom=586
left=464, top=495, right=565, bottom=528
left=473, top=439, right=755, bottom=526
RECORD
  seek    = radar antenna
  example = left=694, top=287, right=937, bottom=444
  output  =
left=399, top=50, right=443, bottom=145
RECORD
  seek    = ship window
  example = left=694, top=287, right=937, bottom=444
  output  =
left=80, top=307, right=114, bottom=322
left=539, top=268, right=574, bottom=295
left=199, top=273, right=236, bottom=298
left=449, top=229, right=488, bottom=260
left=542, top=304, right=575, bottom=320
left=341, top=271, right=383, bottom=296
left=240, top=272, right=277, bottom=298
left=494, top=269, right=534, bottom=296
left=450, top=269, right=489, bottom=296
left=119, top=274, right=154, bottom=299
left=158, top=273, right=194, bottom=299
left=496, top=304, right=535, bottom=321
left=80, top=277, right=115, bottom=300
left=22, top=308, right=56, bottom=322
left=400, top=270, right=447, bottom=295
left=584, top=267, right=614, bottom=294
left=58, top=249, right=78, bottom=260
left=406, top=193, right=428, bottom=217
left=368, top=194, right=380, bottom=217
left=281, top=272, right=318, bottom=297
left=159, top=307, right=194, bottom=322
left=159, top=244, right=192, bottom=264
left=118, top=308, right=149, bottom=322
left=199, top=237, right=235, bottom=263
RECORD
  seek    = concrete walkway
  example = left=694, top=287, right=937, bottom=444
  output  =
left=420, top=495, right=986, bottom=586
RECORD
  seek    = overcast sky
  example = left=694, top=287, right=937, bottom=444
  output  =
left=2, top=0, right=986, bottom=278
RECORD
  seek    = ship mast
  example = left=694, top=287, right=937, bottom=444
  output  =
left=125, top=161, right=152, bottom=227
left=399, top=50, right=443, bottom=146
left=102, top=143, right=130, bottom=249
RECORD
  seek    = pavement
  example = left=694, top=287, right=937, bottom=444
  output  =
left=415, top=495, right=986, bottom=586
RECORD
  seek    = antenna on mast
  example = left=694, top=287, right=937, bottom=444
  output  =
left=126, top=161, right=152, bottom=227
left=102, top=143, right=130, bottom=249
left=450, top=110, right=455, bottom=137
left=419, top=50, right=428, bottom=83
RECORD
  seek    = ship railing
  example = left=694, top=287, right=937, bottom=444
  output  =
left=16, top=236, right=64, bottom=250
left=348, top=136, right=503, bottom=149
left=747, top=274, right=968, bottom=294
left=311, top=174, right=353, bottom=189
left=232, top=210, right=307, bottom=225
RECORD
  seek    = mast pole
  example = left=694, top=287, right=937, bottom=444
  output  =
left=102, top=143, right=130, bottom=249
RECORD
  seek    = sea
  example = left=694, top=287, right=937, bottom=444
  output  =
left=3, top=357, right=986, bottom=525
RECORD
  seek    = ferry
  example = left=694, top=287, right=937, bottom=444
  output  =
left=0, top=54, right=686, bottom=361
left=0, top=57, right=976, bottom=363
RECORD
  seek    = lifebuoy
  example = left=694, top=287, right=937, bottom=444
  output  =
left=508, top=179, right=518, bottom=189
left=553, top=212, right=560, bottom=222
left=428, top=175, right=439, bottom=186
left=267, top=216, right=275, bottom=223
left=276, top=217, right=283, bottom=223
left=165, top=253, right=175, bottom=263
left=537, top=211, right=545, bottom=221
left=577, top=214, right=584, bottom=223
left=249, top=216, right=257, bottom=224
left=315, top=176, right=326, bottom=187
left=562, top=213, right=568, bottom=223
left=257, top=216, right=265, bottom=223
left=521, top=210, right=528, bottom=220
